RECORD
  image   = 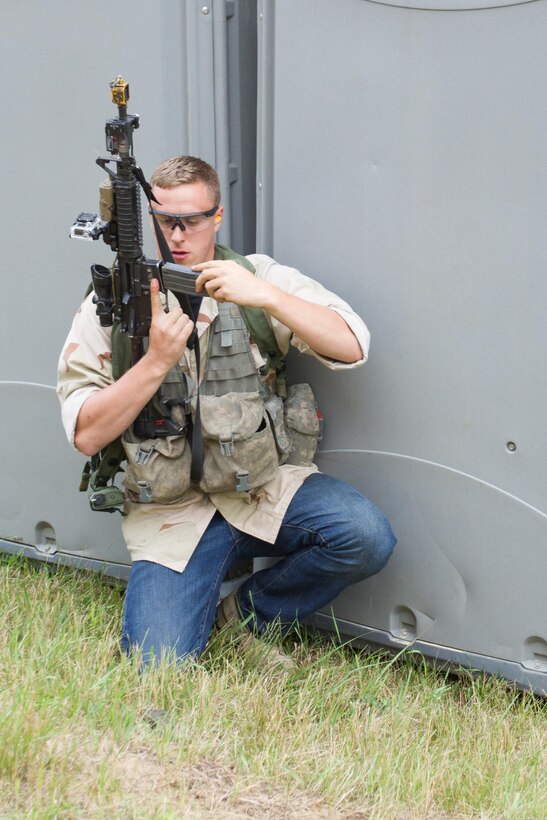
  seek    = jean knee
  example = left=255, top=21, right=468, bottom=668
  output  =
left=343, top=503, right=397, bottom=580
left=367, top=510, right=397, bottom=574
left=121, top=560, right=214, bottom=666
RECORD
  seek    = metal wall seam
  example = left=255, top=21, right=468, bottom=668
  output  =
left=182, top=2, right=230, bottom=244
left=256, top=0, right=275, bottom=254
left=183, top=4, right=214, bottom=158
left=212, top=0, right=232, bottom=242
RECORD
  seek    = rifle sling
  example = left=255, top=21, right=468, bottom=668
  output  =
left=138, top=172, right=204, bottom=486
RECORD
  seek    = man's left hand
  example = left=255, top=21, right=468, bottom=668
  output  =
left=193, top=260, right=275, bottom=309
left=193, top=259, right=363, bottom=363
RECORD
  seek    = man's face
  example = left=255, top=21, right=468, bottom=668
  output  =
left=150, top=181, right=223, bottom=267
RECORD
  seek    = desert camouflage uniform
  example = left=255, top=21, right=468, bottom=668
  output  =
left=57, top=253, right=370, bottom=573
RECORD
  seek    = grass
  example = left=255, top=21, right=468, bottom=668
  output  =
left=0, top=556, right=545, bottom=818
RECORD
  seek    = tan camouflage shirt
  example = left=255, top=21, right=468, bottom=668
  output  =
left=57, top=254, right=370, bottom=572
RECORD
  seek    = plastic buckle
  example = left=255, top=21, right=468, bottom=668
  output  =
left=137, top=480, right=153, bottom=503
left=220, top=435, right=234, bottom=456
left=135, top=445, right=153, bottom=465
left=236, top=470, right=250, bottom=492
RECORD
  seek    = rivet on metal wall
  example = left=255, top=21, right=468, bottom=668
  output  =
left=201, top=6, right=210, bottom=14
left=506, top=441, right=517, bottom=452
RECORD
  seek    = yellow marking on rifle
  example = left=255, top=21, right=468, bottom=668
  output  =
left=110, top=76, right=129, bottom=106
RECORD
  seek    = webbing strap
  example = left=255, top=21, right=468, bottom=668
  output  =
left=205, top=365, right=257, bottom=381
left=209, top=339, right=249, bottom=355
left=210, top=246, right=286, bottom=388
left=215, top=317, right=246, bottom=331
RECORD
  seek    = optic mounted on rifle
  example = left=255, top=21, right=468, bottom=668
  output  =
left=69, top=76, right=141, bottom=246
left=104, top=76, right=139, bottom=155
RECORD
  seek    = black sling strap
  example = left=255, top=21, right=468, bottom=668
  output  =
left=134, top=166, right=204, bottom=484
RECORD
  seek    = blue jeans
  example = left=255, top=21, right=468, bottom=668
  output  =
left=121, top=473, right=396, bottom=664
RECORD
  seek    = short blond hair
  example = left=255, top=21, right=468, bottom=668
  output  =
left=150, top=155, right=220, bottom=205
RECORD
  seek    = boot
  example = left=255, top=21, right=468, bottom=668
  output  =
left=216, top=593, right=296, bottom=672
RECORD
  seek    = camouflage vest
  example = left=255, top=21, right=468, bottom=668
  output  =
left=82, top=246, right=321, bottom=510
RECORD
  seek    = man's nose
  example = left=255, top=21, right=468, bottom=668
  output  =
left=171, top=223, right=186, bottom=240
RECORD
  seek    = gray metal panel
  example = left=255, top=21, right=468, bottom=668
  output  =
left=257, top=0, right=547, bottom=685
left=0, top=383, right=129, bottom=564
left=0, top=1, right=256, bottom=563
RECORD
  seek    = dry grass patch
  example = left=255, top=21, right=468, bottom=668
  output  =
left=0, top=726, right=351, bottom=818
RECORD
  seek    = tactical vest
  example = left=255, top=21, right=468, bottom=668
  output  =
left=81, top=246, right=321, bottom=511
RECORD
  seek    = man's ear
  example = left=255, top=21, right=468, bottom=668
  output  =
left=214, top=205, right=224, bottom=232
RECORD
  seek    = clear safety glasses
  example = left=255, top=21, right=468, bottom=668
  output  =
left=148, top=205, right=218, bottom=234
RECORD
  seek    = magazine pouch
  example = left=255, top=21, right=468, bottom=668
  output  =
left=197, top=391, right=280, bottom=494
left=284, top=383, right=320, bottom=466
left=265, top=394, right=292, bottom=464
left=122, top=430, right=191, bottom=503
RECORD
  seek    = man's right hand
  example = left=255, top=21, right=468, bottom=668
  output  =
left=74, top=280, right=195, bottom=456
left=145, top=278, right=194, bottom=375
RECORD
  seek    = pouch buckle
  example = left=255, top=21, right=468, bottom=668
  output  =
left=135, top=444, right=154, bottom=465
left=219, top=434, right=234, bottom=457
left=236, top=470, right=250, bottom=492
left=137, top=480, right=153, bottom=503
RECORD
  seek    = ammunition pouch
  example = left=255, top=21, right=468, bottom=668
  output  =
left=121, top=384, right=322, bottom=502
left=284, top=383, right=322, bottom=466
left=122, top=430, right=191, bottom=504
left=197, top=391, right=280, bottom=494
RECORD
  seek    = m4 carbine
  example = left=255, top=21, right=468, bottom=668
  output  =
left=70, top=77, right=203, bottom=509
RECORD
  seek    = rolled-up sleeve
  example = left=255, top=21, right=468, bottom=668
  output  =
left=247, top=254, right=370, bottom=369
left=56, top=294, right=114, bottom=448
